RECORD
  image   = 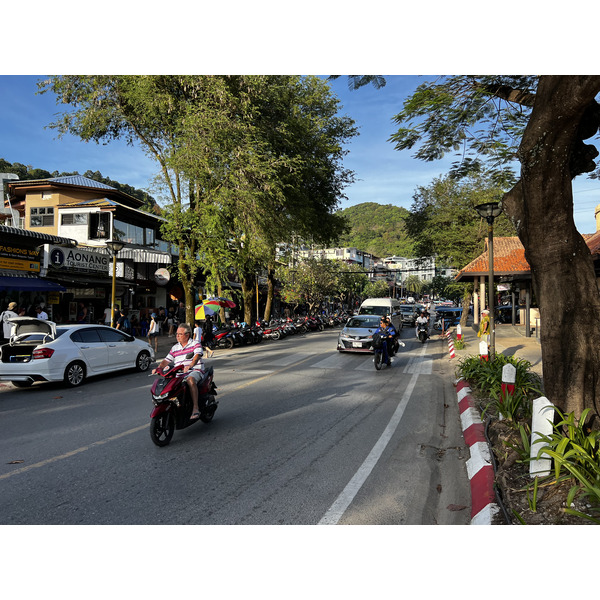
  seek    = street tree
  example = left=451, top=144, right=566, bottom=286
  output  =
left=387, top=75, right=600, bottom=418
left=362, top=279, right=390, bottom=298
left=276, top=257, right=338, bottom=315
left=40, top=76, right=356, bottom=326
left=404, top=274, right=423, bottom=297
left=334, top=262, right=368, bottom=313
left=407, top=174, right=516, bottom=326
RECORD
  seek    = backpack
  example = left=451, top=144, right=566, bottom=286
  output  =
left=123, top=317, right=131, bottom=333
left=371, top=332, right=383, bottom=349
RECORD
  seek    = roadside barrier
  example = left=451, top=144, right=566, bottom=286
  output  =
left=455, top=377, right=499, bottom=524
left=446, top=330, right=456, bottom=359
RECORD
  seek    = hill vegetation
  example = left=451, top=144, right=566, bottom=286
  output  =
left=336, top=202, right=415, bottom=258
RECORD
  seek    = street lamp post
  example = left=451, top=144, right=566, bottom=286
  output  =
left=106, top=240, right=126, bottom=327
left=475, top=202, right=503, bottom=360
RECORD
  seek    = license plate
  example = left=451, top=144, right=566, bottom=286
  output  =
left=352, top=341, right=362, bottom=348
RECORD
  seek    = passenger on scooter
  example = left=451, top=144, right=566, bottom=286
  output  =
left=415, top=310, right=428, bottom=338
left=152, top=323, right=205, bottom=420
left=374, top=317, right=396, bottom=366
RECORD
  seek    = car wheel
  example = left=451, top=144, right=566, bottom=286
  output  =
left=136, top=351, right=152, bottom=372
left=12, top=380, right=33, bottom=388
left=64, top=361, right=86, bottom=387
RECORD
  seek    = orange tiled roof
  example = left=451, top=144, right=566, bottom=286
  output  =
left=457, top=234, right=600, bottom=281
left=457, top=237, right=530, bottom=280
left=586, top=230, right=600, bottom=256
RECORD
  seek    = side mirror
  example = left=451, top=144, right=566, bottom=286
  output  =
left=185, top=352, right=194, bottom=359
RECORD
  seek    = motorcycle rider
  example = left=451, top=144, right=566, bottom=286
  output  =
left=374, top=316, right=396, bottom=366
left=415, top=310, right=429, bottom=338
left=152, top=323, right=205, bottom=420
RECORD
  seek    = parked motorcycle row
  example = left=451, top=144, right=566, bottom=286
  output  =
left=206, top=314, right=349, bottom=349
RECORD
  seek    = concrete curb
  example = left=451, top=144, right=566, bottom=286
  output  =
left=455, top=378, right=500, bottom=525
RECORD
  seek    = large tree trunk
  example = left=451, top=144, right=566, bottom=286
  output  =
left=503, top=76, right=600, bottom=419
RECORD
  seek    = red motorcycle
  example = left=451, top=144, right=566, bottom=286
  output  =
left=149, top=361, right=218, bottom=446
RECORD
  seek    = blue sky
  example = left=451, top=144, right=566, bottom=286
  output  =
left=2, top=74, right=599, bottom=234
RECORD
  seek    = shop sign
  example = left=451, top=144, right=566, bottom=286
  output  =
left=0, top=244, right=41, bottom=272
left=49, top=245, right=109, bottom=274
left=65, top=288, right=106, bottom=298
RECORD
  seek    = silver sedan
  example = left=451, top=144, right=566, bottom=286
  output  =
left=337, top=315, right=381, bottom=353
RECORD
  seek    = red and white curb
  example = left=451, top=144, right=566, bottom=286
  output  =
left=445, top=330, right=456, bottom=359
left=455, top=378, right=499, bottom=525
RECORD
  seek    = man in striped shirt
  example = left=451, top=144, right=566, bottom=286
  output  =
left=153, top=323, right=205, bottom=420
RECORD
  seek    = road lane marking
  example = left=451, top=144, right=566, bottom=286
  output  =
left=0, top=424, right=148, bottom=481
left=318, top=373, right=418, bottom=525
left=0, top=353, right=318, bottom=481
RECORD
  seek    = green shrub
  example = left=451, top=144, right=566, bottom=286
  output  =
left=456, top=354, right=542, bottom=422
left=535, top=408, right=600, bottom=522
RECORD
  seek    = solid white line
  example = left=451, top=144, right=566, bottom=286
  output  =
left=318, top=373, right=418, bottom=525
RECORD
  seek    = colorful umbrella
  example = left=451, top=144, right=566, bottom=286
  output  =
left=205, top=297, right=236, bottom=309
left=194, top=303, right=218, bottom=320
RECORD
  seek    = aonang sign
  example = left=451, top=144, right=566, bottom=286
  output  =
left=48, top=245, right=109, bottom=274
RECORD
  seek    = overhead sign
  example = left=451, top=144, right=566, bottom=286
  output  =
left=0, top=244, right=41, bottom=272
left=49, top=245, right=109, bottom=274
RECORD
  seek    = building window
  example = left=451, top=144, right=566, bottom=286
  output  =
left=30, top=206, right=54, bottom=227
left=114, top=219, right=144, bottom=245
left=145, top=227, right=155, bottom=246
left=89, top=212, right=110, bottom=239
left=61, top=213, right=89, bottom=225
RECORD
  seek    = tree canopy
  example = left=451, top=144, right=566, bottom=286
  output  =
left=382, top=75, right=600, bottom=418
left=336, top=202, right=414, bottom=257
left=39, top=75, right=357, bottom=322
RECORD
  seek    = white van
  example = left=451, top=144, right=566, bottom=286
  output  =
left=358, top=298, right=403, bottom=331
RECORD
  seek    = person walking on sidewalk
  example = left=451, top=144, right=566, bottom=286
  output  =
left=148, top=313, right=160, bottom=352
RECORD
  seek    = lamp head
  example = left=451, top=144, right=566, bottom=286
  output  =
left=475, top=202, right=502, bottom=223
left=106, top=240, right=126, bottom=254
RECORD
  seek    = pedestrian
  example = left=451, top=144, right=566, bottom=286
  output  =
left=167, top=308, right=175, bottom=337
left=148, top=312, right=159, bottom=351
left=117, top=309, right=131, bottom=334
left=177, top=301, right=186, bottom=326
left=36, top=305, right=49, bottom=320
left=103, top=306, right=112, bottom=326
left=77, top=302, right=89, bottom=323
left=196, top=319, right=214, bottom=358
left=140, top=314, right=149, bottom=337
left=1, top=301, right=18, bottom=341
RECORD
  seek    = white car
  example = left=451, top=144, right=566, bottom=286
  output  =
left=0, top=317, right=155, bottom=388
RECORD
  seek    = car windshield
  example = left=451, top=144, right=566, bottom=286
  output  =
left=359, top=306, right=389, bottom=317
left=347, top=317, right=380, bottom=328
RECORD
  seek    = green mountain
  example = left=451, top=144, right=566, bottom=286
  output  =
left=336, top=202, right=415, bottom=258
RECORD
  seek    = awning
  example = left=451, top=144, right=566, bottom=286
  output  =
left=0, top=225, right=77, bottom=247
left=98, top=246, right=172, bottom=265
left=0, top=276, right=66, bottom=292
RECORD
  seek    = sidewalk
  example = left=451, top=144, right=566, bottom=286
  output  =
left=448, top=321, right=543, bottom=379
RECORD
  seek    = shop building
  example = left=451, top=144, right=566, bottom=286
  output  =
left=4, top=175, right=178, bottom=325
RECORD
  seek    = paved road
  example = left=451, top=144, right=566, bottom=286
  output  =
left=0, top=325, right=470, bottom=525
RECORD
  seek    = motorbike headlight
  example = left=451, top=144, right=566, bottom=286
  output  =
left=153, top=392, right=169, bottom=401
